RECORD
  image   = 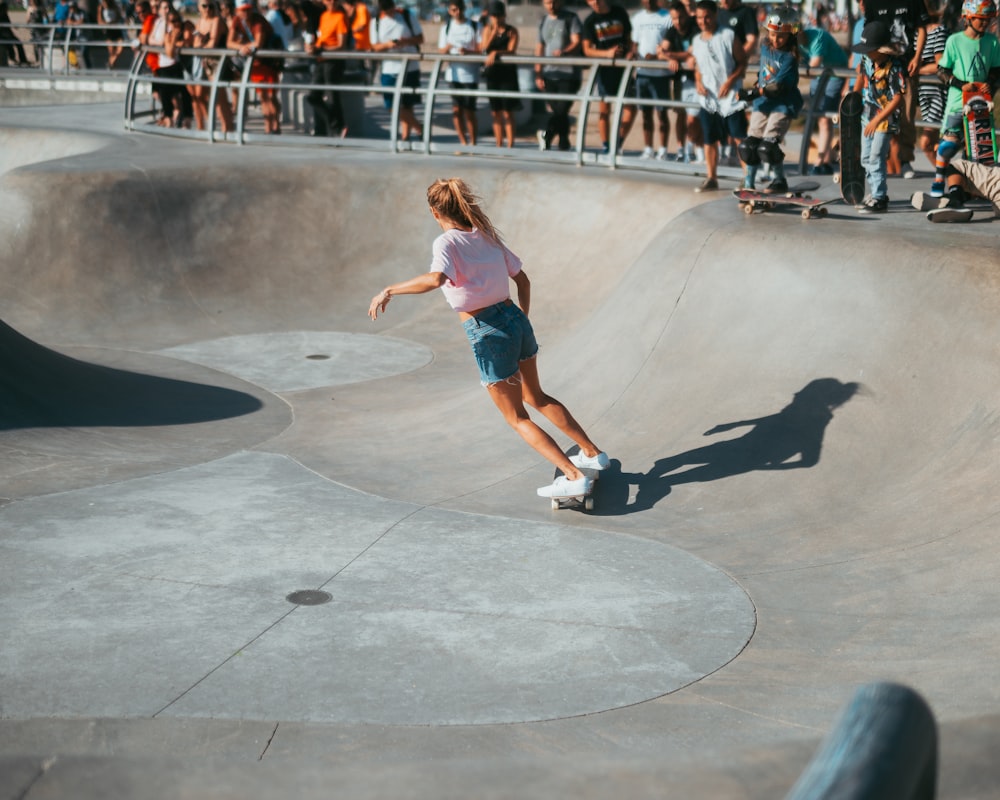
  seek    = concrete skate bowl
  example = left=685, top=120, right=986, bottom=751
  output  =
left=3, top=123, right=1000, bottom=798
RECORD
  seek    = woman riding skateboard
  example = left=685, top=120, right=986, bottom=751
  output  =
left=368, top=178, right=610, bottom=499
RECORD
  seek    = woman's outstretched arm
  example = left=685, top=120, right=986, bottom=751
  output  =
left=369, top=271, right=447, bottom=320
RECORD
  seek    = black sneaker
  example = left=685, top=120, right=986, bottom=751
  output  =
left=858, top=197, right=888, bottom=214
left=766, top=178, right=789, bottom=194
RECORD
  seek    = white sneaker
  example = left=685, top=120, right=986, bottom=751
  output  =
left=640, top=146, right=654, bottom=159
left=537, top=474, right=593, bottom=498
left=656, top=147, right=668, bottom=160
left=569, top=451, right=610, bottom=471
left=901, top=162, right=916, bottom=179
left=677, top=147, right=688, bottom=163
left=536, top=130, right=547, bottom=151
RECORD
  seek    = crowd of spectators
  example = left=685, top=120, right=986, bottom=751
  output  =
left=3, top=0, right=998, bottom=203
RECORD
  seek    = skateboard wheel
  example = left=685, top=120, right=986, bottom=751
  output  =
left=833, top=174, right=841, bottom=184
left=819, top=207, right=829, bottom=217
left=802, top=209, right=811, bottom=219
left=551, top=498, right=560, bottom=510
left=743, top=202, right=754, bottom=215
left=584, top=496, right=594, bottom=511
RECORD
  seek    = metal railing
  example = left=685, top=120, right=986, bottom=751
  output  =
left=0, top=21, right=141, bottom=73
left=120, top=45, right=750, bottom=177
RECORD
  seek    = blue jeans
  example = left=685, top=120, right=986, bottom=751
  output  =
left=462, top=301, right=538, bottom=386
left=861, top=126, right=892, bottom=200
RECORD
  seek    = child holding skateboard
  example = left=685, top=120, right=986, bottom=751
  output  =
left=851, top=20, right=908, bottom=213
left=736, top=6, right=803, bottom=193
left=927, top=0, right=1000, bottom=205
left=368, top=178, right=610, bottom=500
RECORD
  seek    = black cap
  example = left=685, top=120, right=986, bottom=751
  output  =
left=851, top=20, right=892, bottom=53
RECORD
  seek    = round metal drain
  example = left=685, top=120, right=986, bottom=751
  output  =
left=305, top=354, right=331, bottom=360
left=286, top=590, right=333, bottom=606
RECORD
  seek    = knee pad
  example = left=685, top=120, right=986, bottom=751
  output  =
left=936, top=138, right=960, bottom=164
left=757, top=137, right=784, bottom=165
left=738, top=136, right=762, bottom=166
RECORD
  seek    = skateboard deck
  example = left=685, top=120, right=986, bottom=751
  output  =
left=734, top=182, right=831, bottom=219
left=963, top=83, right=997, bottom=165
left=836, top=91, right=865, bottom=205
left=548, top=466, right=599, bottom=511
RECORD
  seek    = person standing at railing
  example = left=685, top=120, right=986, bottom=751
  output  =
left=582, top=0, right=636, bottom=154
left=689, top=0, right=747, bottom=192
left=98, top=0, right=126, bottom=68
left=26, top=0, right=48, bottom=67
left=660, top=0, right=700, bottom=162
left=438, top=0, right=480, bottom=146
left=797, top=22, right=848, bottom=175
left=67, top=0, right=91, bottom=69
left=631, top=0, right=672, bottom=160
left=192, top=0, right=235, bottom=132
left=481, top=1, right=520, bottom=148
left=228, top=0, right=282, bottom=133
left=534, top=0, right=582, bottom=152
left=370, top=0, right=424, bottom=147
left=305, top=0, right=348, bottom=137
left=0, top=1, right=28, bottom=67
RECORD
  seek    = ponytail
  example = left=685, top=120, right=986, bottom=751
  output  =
left=426, top=178, right=503, bottom=245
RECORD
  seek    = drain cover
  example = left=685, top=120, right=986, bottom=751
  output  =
left=286, top=590, right=333, bottom=606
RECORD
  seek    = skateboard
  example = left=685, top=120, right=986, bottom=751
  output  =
left=548, top=467, right=599, bottom=511
left=835, top=91, right=865, bottom=206
left=734, top=182, right=831, bottom=219
left=963, top=83, right=997, bottom=165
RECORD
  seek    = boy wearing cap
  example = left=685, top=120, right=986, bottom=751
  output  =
left=852, top=20, right=908, bottom=213
left=927, top=0, right=1000, bottom=203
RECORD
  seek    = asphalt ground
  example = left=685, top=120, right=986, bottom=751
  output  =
left=2, top=102, right=1000, bottom=799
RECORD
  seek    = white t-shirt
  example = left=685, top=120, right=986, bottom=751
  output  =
left=430, top=228, right=522, bottom=313
left=691, top=27, right=745, bottom=116
left=631, top=8, right=670, bottom=77
left=370, top=10, right=422, bottom=75
left=438, top=18, right=479, bottom=83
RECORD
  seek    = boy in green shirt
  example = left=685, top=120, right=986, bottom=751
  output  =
left=930, top=0, right=1000, bottom=202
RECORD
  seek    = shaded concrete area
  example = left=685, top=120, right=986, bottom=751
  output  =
left=2, top=104, right=1000, bottom=798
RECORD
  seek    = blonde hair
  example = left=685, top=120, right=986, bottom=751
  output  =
left=427, top=178, right=503, bottom=245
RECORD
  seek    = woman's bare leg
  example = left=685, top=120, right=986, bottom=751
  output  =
left=517, top=357, right=603, bottom=459
left=487, top=373, right=585, bottom=480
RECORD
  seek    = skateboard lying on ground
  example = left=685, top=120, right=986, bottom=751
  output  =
left=963, top=83, right=997, bottom=165
left=835, top=91, right=865, bottom=205
left=734, top=181, right=831, bottom=219
left=548, top=467, right=600, bottom=511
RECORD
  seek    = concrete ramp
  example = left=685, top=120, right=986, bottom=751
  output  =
left=3, top=106, right=1000, bottom=799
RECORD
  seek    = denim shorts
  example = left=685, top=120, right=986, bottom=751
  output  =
left=462, top=301, right=539, bottom=386
left=380, top=69, right=420, bottom=109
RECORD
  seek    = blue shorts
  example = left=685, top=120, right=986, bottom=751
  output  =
left=810, top=75, right=845, bottom=113
left=380, top=69, right=420, bottom=109
left=698, top=108, right=748, bottom=144
left=462, top=301, right=539, bottom=386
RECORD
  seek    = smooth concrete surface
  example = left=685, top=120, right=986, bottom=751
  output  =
left=2, top=103, right=1000, bottom=798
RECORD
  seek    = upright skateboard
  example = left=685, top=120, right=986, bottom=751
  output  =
left=963, top=83, right=997, bottom=165
left=734, top=182, right=832, bottom=219
left=835, top=91, right=865, bottom=205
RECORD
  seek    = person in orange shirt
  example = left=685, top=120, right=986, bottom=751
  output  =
left=343, top=0, right=371, bottom=51
left=306, top=0, right=350, bottom=135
